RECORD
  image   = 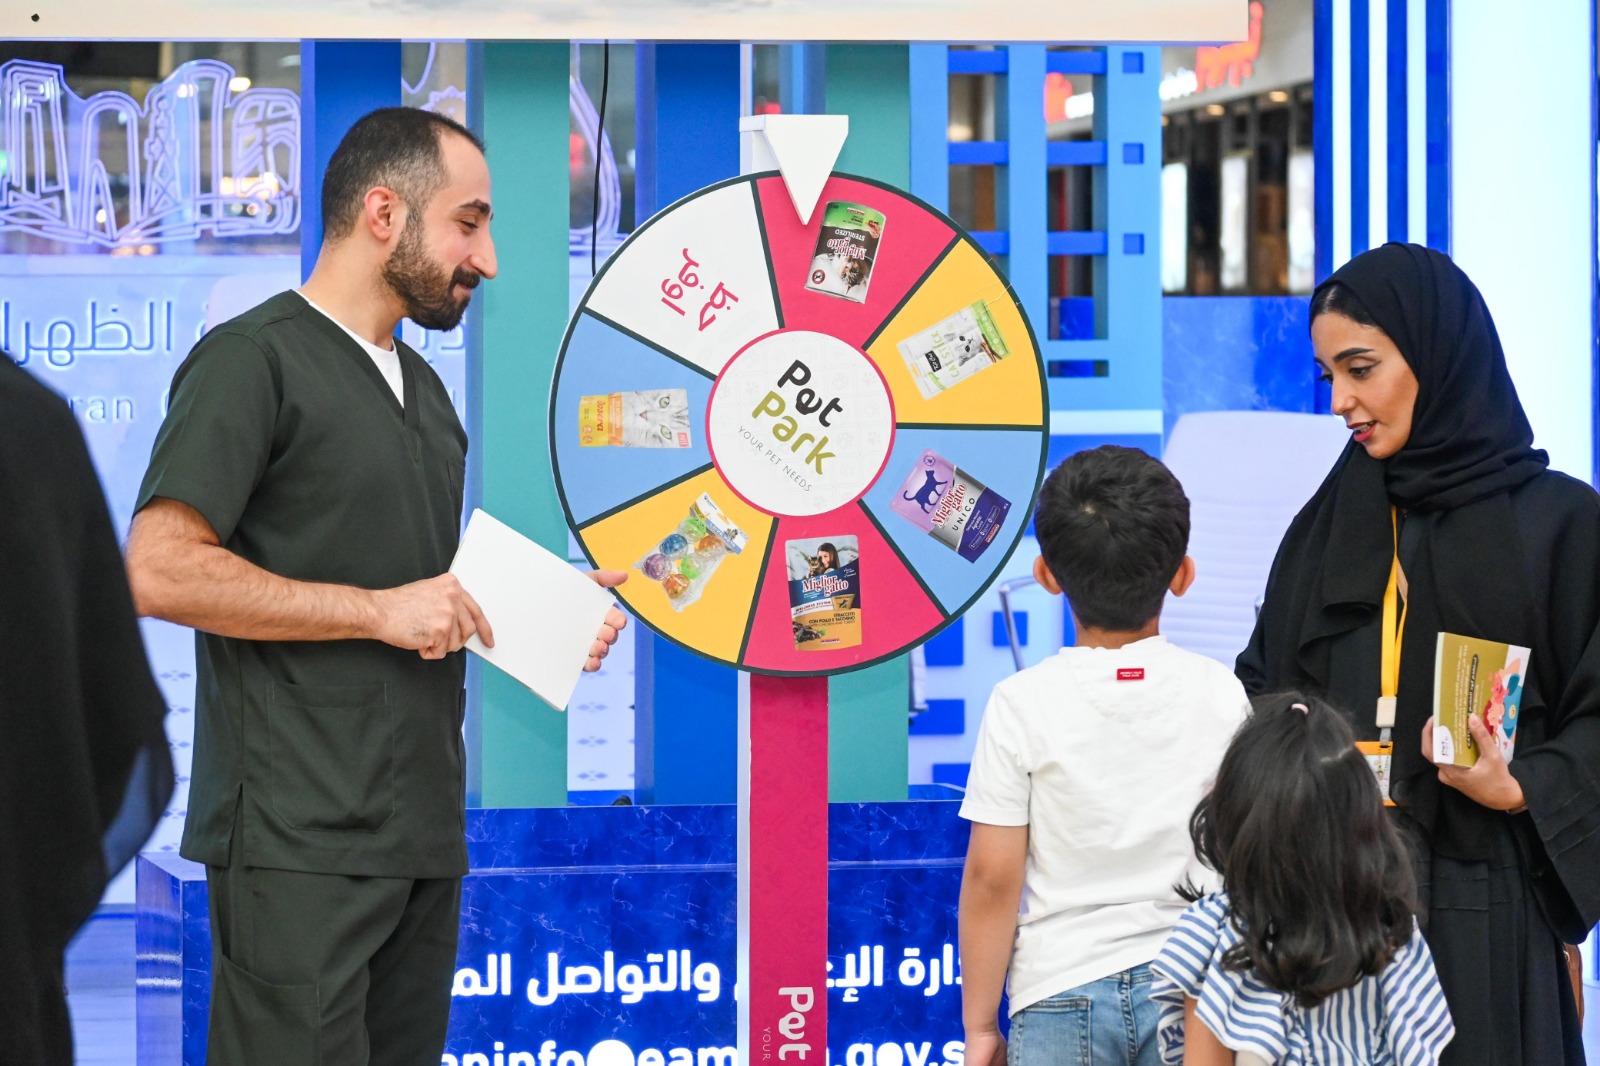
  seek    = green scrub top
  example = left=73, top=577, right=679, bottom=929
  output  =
left=138, top=291, right=470, bottom=878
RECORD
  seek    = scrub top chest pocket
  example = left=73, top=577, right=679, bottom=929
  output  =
left=267, top=680, right=396, bottom=834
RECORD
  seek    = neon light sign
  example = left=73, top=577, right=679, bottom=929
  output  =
left=569, top=74, right=623, bottom=258
left=1, top=59, right=299, bottom=246
left=1194, top=1, right=1265, bottom=91
left=1046, top=0, right=1267, bottom=122
left=1, top=51, right=625, bottom=260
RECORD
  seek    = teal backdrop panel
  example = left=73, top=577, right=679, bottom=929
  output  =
left=827, top=45, right=912, bottom=190
left=472, top=42, right=573, bottom=807
left=824, top=44, right=912, bottom=803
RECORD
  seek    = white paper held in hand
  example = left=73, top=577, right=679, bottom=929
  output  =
left=448, top=509, right=618, bottom=711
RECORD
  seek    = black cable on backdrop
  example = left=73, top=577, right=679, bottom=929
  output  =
left=591, top=40, right=610, bottom=277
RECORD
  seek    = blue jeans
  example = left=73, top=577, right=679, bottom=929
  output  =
left=1007, top=964, right=1160, bottom=1066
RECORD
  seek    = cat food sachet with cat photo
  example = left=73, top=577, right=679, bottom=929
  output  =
left=805, top=201, right=885, bottom=304
left=895, top=299, right=1011, bottom=400
left=888, top=449, right=1011, bottom=563
left=785, top=535, right=863, bottom=652
left=580, top=389, right=692, bottom=448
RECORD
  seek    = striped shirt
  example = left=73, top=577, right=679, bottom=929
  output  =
left=1150, top=894, right=1455, bottom=1065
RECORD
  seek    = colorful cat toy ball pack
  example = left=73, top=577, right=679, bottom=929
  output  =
left=634, top=493, right=749, bottom=612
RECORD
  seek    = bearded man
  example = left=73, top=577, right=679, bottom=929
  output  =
left=126, top=107, right=626, bottom=1065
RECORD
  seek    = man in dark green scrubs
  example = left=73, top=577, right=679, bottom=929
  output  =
left=125, top=107, right=627, bottom=1065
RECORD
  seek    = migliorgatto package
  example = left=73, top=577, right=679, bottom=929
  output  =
left=580, top=389, right=692, bottom=448
left=889, top=449, right=1011, bottom=562
left=634, top=493, right=748, bottom=612
left=785, top=536, right=862, bottom=651
left=805, top=201, right=885, bottom=304
left=895, top=299, right=1011, bottom=399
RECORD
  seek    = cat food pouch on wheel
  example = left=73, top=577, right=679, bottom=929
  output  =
left=896, top=299, right=1011, bottom=399
left=785, top=535, right=863, bottom=651
left=579, top=389, right=692, bottom=448
left=889, top=449, right=1011, bottom=563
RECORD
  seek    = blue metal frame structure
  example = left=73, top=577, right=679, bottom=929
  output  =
left=908, top=45, right=1163, bottom=429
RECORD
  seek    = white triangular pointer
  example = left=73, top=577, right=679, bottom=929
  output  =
left=738, top=115, right=849, bottom=226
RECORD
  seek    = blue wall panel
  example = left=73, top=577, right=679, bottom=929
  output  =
left=299, top=42, right=402, bottom=277
left=1162, top=296, right=1320, bottom=438
left=908, top=44, right=1164, bottom=427
left=922, top=617, right=966, bottom=667
left=992, top=610, right=1028, bottom=648
left=909, top=699, right=967, bottom=737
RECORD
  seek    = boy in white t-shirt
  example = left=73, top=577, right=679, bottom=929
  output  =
left=958, top=445, right=1250, bottom=1066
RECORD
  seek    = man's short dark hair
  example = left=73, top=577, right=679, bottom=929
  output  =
left=320, top=107, right=484, bottom=242
left=1033, top=444, right=1190, bottom=632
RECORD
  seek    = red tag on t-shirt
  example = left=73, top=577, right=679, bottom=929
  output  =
left=1117, top=668, right=1145, bottom=681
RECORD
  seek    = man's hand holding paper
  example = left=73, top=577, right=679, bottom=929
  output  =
left=450, top=510, right=628, bottom=709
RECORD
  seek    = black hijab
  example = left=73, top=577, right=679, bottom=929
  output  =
left=1333, top=243, right=1548, bottom=511
left=1243, top=243, right=1548, bottom=822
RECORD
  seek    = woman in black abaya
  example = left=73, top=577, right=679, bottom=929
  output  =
left=1238, top=243, right=1599, bottom=1064
left=0, top=356, right=172, bottom=1065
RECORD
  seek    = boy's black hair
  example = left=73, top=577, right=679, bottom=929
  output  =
left=1183, top=692, right=1417, bottom=1008
left=321, top=106, right=484, bottom=242
left=1033, top=444, right=1189, bottom=632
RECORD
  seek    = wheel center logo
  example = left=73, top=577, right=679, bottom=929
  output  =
left=707, top=330, right=894, bottom=517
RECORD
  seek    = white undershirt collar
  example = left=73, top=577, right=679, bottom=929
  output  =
left=296, top=291, right=404, bottom=407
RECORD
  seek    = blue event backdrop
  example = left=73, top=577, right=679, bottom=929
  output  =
left=138, top=804, right=973, bottom=1066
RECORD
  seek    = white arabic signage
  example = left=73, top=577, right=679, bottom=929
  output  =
left=449, top=941, right=962, bottom=1010
left=2, top=0, right=1244, bottom=44
left=453, top=950, right=724, bottom=1006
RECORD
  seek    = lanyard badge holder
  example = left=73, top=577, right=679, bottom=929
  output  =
left=1357, top=507, right=1405, bottom=807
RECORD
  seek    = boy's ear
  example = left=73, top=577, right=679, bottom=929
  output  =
left=1169, top=555, right=1197, bottom=598
left=1033, top=555, right=1063, bottom=595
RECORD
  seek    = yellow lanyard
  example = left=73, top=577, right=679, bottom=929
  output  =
left=1377, top=506, right=1408, bottom=738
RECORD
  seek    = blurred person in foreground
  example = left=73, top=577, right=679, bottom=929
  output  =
left=0, top=354, right=173, bottom=1065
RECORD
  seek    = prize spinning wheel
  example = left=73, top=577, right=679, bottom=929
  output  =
left=551, top=173, right=1048, bottom=676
